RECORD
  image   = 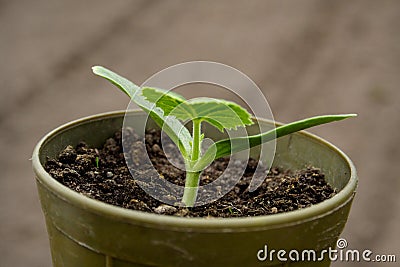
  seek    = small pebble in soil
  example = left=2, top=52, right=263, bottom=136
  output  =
left=153, top=204, right=178, bottom=215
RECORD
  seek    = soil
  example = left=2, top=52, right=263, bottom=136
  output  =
left=45, top=128, right=336, bottom=218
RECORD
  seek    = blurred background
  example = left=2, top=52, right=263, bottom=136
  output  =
left=1, top=0, right=399, bottom=266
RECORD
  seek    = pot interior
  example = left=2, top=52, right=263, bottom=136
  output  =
left=38, top=111, right=353, bottom=192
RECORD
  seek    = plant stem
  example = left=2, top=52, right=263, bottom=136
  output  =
left=182, top=171, right=201, bottom=207
left=191, top=119, right=201, bottom=162
left=182, top=119, right=202, bottom=207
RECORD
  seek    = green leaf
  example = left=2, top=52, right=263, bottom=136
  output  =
left=194, top=114, right=357, bottom=170
left=180, top=98, right=254, bottom=131
left=92, top=66, right=140, bottom=98
left=142, top=87, right=254, bottom=132
left=142, top=87, right=186, bottom=116
left=92, top=66, right=192, bottom=157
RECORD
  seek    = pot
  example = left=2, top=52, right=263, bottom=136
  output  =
left=32, top=110, right=357, bottom=267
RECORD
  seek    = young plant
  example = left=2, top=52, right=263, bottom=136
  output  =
left=92, top=66, right=356, bottom=207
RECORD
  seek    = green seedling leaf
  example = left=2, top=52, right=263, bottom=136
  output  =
left=142, top=87, right=253, bottom=131
left=194, top=114, right=357, bottom=171
left=141, top=87, right=186, bottom=115
left=92, top=66, right=192, bottom=157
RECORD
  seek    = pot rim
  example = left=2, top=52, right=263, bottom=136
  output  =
left=32, top=110, right=357, bottom=230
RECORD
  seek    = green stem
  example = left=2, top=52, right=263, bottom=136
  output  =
left=191, top=119, right=201, bottom=161
left=182, top=120, right=202, bottom=206
left=182, top=171, right=201, bottom=207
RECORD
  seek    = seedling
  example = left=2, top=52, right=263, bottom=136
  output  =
left=95, top=156, right=100, bottom=168
left=92, top=66, right=356, bottom=207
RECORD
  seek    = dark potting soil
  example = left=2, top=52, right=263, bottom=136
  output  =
left=45, top=128, right=336, bottom=218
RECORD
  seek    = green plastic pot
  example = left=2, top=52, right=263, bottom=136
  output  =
left=32, top=110, right=357, bottom=267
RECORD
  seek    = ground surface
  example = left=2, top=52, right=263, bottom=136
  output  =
left=1, top=1, right=399, bottom=266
